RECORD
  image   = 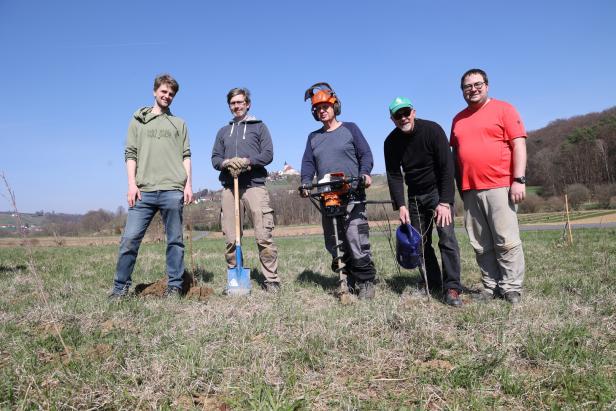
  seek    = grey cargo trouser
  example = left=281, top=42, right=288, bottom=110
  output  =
left=321, top=202, right=376, bottom=282
left=463, top=187, right=525, bottom=294
left=221, top=186, right=280, bottom=284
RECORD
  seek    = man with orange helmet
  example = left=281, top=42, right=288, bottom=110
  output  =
left=300, top=83, right=376, bottom=300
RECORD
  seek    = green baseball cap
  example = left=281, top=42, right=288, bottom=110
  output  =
left=389, top=97, right=413, bottom=114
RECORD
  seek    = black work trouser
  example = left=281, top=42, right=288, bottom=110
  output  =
left=408, top=189, right=462, bottom=292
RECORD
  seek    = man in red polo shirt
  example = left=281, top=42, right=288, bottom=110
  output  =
left=450, top=68, right=527, bottom=304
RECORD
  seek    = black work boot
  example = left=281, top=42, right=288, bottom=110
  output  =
left=444, top=289, right=463, bottom=307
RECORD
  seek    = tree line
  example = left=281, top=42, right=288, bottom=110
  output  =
left=527, top=106, right=615, bottom=196
left=6, top=106, right=615, bottom=237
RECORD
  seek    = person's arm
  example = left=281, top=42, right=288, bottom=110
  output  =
left=433, top=125, right=455, bottom=205
left=126, top=159, right=141, bottom=207
left=433, top=124, right=455, bottom=227
left=247, top=123, right=274, bottom=167
left=211, top=129, right=227, bottom=171
left=347, top=123, right=374, bottom=181
left=124, top=120, right=140, bottom=207
left=449, top=120, right=464, bottom=200
left=183, top=157, right=193, bottom=204
left=452, top=148, right=463, bottom=199
left=300, top=134, right=316, bottom=186
left=180, top=122, right=193, bottom=204
left=510, top=137, right=527, bottom=204
left=384, top=134, right=406, bottom=212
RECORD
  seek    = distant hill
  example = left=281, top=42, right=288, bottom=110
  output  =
left=527, top=106, right=616, bottom=195
left=0, top=211, right=81, bottom=236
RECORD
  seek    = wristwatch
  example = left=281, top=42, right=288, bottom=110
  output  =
left=513, top=176, right=527, bottom=184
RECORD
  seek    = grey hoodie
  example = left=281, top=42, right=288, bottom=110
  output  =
left=211, top=114, right=273, bottom=188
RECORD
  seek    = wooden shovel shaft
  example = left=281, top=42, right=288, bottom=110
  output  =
left=234, top=176, right=241, bottom=245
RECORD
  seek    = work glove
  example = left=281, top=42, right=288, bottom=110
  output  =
left=223, top=157, right=251, bottom=178
left=299, top=185, right=310, bottom=198
left=228, top=157, right=250, bottom=172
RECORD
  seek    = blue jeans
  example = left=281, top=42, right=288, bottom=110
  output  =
left=112, top=190, right=185, bottom=293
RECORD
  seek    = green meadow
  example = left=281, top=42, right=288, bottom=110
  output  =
left=1, top=228, right=615, bottom=409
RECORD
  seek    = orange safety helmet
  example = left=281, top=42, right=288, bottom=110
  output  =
left=304, top=82, right=342, bottom=120
left=311, top=89, right=337, bottom=106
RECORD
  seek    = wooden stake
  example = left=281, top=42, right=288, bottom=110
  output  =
left=564, top=194, right=573, bottom=245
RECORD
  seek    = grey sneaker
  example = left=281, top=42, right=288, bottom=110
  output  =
left=358, top=280, right=375, bottom=300
left=504, top=291, right=521, bottom=304
left=264, top=282, right=281, bottom=293
left=163, top=286, right=182, bottom=299
left=108, top=286, right=129, bottom=301
left=108, top=292, right=128, bottom=301
left=470, top=289, right=496, bottom=302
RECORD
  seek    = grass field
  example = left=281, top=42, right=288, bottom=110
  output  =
left=1, top=228, right=615, bottom=409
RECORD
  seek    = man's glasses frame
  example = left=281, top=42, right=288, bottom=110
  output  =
left=462, top=81, right=486, bottom=91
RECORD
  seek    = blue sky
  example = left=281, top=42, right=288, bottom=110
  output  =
left=1, top=0, right=615, bottom=214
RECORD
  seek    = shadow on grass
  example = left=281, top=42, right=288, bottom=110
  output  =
left=385, top=273, right=423, bottom=295
left=251, top=269, right=268, bottom=289
left=192, top=267, right=214, bottom=283
left=385, top=272, right=483, bottom=296
left=296, top=270, right=338, bottom=291
left=0, top=264, right=27, bottom=275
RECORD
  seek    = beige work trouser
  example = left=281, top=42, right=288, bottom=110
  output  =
left=221, top=186, right=280, bottom=284
left=463, top=187, right=525, bottom=294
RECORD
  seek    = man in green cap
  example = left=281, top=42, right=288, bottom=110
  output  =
left=384, top=97, right=463, bottom=306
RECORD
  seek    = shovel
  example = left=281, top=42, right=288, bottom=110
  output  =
left=225, top=175, right=251, bottom=296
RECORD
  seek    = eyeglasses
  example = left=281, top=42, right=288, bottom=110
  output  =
left=314, top=104, right=332, bottom=112
left=229, top=100, right=247, bottom=106
left=462, top=81, right=485, bottom=91
left=393, top=108, right=412, bottom=120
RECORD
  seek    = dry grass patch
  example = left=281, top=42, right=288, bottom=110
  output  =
left=0, top=229, right=614, bottom=409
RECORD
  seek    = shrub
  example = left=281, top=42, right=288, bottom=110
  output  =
left=519, top=193, right=544, bottom=213
left=544, top=196, right=564, bottom=212
left=593, top=184, right=616, bottom=208
left=566, top=184, right=591, bottom=210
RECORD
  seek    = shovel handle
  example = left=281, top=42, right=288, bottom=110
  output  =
left=234, top=176, right=241, bottom=245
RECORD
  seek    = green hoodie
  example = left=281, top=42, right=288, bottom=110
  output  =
left=124, top=107, right=191, bottom=192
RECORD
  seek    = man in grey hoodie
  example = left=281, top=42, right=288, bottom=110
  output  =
left=211, top=88, right=281, bottom=291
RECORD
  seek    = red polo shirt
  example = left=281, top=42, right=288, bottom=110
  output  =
left=450, top=99, right=526, bottom=191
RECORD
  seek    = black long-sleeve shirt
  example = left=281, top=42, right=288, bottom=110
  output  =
left=384, top=118, right=455, bottom=210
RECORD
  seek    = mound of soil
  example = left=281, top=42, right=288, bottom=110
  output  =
left=134, top=271, right=213, bottom=302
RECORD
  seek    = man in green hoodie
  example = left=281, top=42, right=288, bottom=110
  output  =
left=109, top=74, right=193, bottom=299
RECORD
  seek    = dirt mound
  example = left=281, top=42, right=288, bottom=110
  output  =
left=134, top=271, right=213, bottom=302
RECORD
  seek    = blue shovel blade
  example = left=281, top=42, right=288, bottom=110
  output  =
left=226, top=245, right=251, bottom=295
